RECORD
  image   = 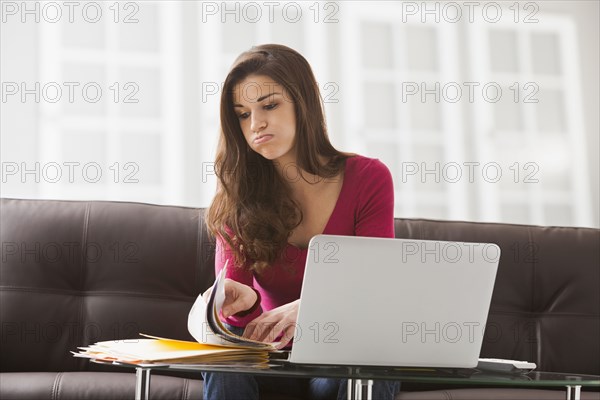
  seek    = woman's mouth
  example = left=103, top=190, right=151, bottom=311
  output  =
left=254, top=135, right=274, bottom=144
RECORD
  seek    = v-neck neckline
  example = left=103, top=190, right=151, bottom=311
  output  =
left=287, top=157, right=351, bottom=251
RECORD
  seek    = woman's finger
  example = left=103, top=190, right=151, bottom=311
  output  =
left=255, top=316, right=292, bottom=343
left=242, top=320, right=257, bottom=338
left=243, top=317, right=273, bottom=340
left=221, top=280, right=257, bottom=318
left=252, top=321, right=277, bottom=342
left=243, top=309, right=273, bottom=339
left=222, top=296, right=248, bottom=318
left=276, top=324, right=296, bottom=349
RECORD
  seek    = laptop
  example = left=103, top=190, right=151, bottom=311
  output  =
left=289, top=235, right=500, bottom=368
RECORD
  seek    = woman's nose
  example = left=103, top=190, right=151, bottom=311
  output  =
left=250, top=111, right=266, bottom=133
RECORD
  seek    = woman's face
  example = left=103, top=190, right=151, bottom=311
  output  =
left=232, top=74, right=297, bottom=164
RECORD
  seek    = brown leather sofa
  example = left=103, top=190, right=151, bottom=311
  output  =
left=1, top=198, right=598, bottom=399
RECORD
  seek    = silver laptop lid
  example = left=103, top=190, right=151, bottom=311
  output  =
left=290, top=235, right=500, bottom=368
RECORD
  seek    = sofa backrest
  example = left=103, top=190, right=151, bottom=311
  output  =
left=1, top=198, right=215, bottom=373
left=394, top=218, right=600, bottom=375
left=1, top=198, right=598, bottom=375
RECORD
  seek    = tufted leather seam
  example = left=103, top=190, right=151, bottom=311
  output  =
left=181, top=378, right=190, bottom=400
left=527, top=227, right=539, bottom=365
left=51, top=372, right=63, bottom=400
left=4, top=286, right=597, bottom=317
left=80, top=202, right=91, bottom=292
left=77, top=203, right=91, bottom=362
left=0, top=286, right=195, bottom=302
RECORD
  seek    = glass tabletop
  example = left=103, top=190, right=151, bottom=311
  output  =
left=96, top=359, right=600, bottom=388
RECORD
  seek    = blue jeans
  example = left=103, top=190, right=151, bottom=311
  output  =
left=202, top=324, right=400, bottom=400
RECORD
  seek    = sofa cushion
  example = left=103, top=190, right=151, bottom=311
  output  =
left=0, top=372, right=202, bottom=400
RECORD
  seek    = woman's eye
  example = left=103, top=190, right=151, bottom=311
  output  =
left=237, top=104, right=276, bottom=119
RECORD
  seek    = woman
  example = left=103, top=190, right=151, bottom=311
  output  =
left=203, top=44, right=399, bottom=400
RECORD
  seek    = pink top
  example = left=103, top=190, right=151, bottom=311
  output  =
left=215, top=154, right=395, bottom=327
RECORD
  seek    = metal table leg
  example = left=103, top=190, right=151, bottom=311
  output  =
left=135, top=367, right=151, bottom=400
left=347, top=379, right=373, bottom=400
left=566, top=385, right=581, bottom=400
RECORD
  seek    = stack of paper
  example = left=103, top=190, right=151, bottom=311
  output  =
left=73, top=335, right=269, bottom=365
left=73, top=262, right=276, bottom=365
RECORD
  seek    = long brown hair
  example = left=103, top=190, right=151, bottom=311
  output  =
left=206, top=44, right=350, bottom=273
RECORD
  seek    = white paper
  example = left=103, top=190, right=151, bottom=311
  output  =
left=187, top=261, right=276, bottom=349
left=187, top=263, right=231, bottom=345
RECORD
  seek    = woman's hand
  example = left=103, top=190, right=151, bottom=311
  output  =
left=220, top=279, right=259, bottom=318
left=242, top=299, right=300, bottom=349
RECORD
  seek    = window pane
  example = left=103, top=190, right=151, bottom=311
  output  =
left=120, top=132, right=162, bottom=185
left=408, top=91, right=441, bottom=131
left=531, top=32, right=561, bottom=75
left=61, top=130, right=107, bottom=186
left=412, top=144, right=445, bottom=193
left=62, top=7, right=105, bottom=49
left=118, top=67, right=161, bottom=118
left=361, top=21, right=393, bottom=69
left=276, top=18, right=304, bottom=53
left=406, top=26, right=438, bottom=72
left=489, top=30, right=519, bottom=73
left=494, top=85, right=523, bottom=131
left=62, top=62, right=107, bottom=117
left=536, top=89, right=566, bottom=133
left=223, top=21, right=256, bottom=53
left=118, top=3, right=160, bottom=52
left=363, top=82, right=396, bottom=129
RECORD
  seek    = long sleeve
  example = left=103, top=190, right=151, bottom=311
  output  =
left=215, top=234, right=263, bottom=327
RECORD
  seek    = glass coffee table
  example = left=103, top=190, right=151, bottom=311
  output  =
left=95, top=359, right=600, bottom=400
